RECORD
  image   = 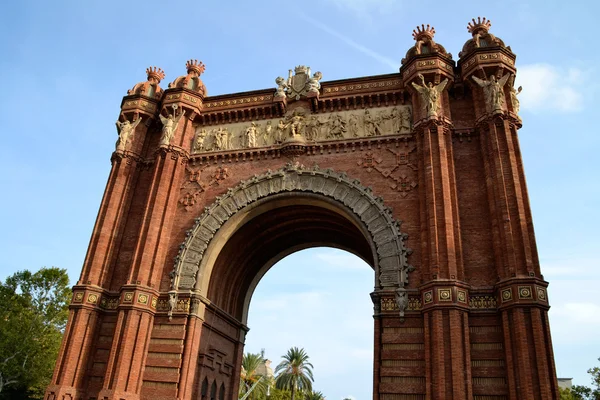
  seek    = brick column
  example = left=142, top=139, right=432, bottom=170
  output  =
left=98, top=104, right=197, bottom=399
left=476, top=101, right=558, bottom=400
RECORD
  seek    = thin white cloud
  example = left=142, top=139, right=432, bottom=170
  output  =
left=326, top=0, right=396, bottom=17
left=516, top=64, right=587, bottom=113
left=298, top=13, right=398, bottom=70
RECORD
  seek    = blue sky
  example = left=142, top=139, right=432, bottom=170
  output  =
left=1, top=0, right=599, bottom=398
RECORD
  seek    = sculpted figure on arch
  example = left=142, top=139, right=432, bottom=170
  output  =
left=193, top=128, right=207, bottom=153
left=244, top=122, right=258, bottom=148
left=411, top=73, right=448, bottom=118
left=472, top=69, right=511, bottom=114
left=159, top=105, right=186, bottom=146
left=115, top=115, right=141, bottom=151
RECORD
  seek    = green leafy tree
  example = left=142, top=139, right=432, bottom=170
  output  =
left=0, top=268, right=71, bottom=399
left=240, top=352, right=270, bottom=400
left=275, top=347, right=314, bottom=400
left=305, top=390, right=325, bottom=400
left=566, top=358, right=600, bottom=400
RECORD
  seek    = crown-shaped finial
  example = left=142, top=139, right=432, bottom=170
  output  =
left=186, top=59, right=206, bottom=76
left=467, top=17, right=492, bottom=35
left=294, top=65, right=309, bottom=74
left=412, top=24, right=436, bottom=41
left=146, top=66, right=165, bottom=83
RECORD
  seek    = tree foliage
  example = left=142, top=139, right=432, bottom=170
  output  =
left=304, top=390, right=325, bottom=400
left=274, top=347, right=314, bottom=400
left=562, top=358, right=600, bottom=400
left=0, top=268, right=71, bottom=399
left=240, top=352, right=271, bottom=400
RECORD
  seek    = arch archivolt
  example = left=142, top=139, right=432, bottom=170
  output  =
left=170, top=162, right=413, bottom=305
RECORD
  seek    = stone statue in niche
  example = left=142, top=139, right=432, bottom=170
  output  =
left=348, top=114, right=360, bottom=137
left=244, top=122, right=258, bottom=148
left=115, top=115, right=142, bottom=151
left=159, top=105, right=186, bottom=146
left=327, top=113, right=347, bottom=139
left=411, top=73, right=448, bottom=118
left=306, top=116, right=324, bottom=141
left=472, top=70, right=511, bottom=114
left=193, top=128, right=207, bottom=153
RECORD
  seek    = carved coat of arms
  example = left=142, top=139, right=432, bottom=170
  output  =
left=275, top=65, right=323, bottom=100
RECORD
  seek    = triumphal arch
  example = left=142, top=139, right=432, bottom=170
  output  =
left=46, top=18, right=559, bottom=400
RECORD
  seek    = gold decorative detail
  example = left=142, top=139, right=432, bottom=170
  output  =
left=536, top=287, right=547, bottom=302
left=323, top=80, right=401, bottom=94
left=151, top=297, right=157, bottom=309
left=73, top=292, right=84, bottom=303
left=457, top=290, right=467, bottom=303
left=204, top=95, right=272, bottom=108
left=423, top=290, right=433, bottom=304
left=381, top=297, right=397, bottom=311
left=123, top=292, right=134, bottom=303
left=156, top=298, right=169, bottom=311
left=175, top=299, right=190, bottom=312
left=408, top=296, right=421, bottom=311
left=438, top=288, right=452, bottom=301
left=469, top=295, right=497, bottom=309
left=518, top=286, right=532, bottom=299
left=87, top=294, right=98, bottom=304
left=381, top=296, right=421, bottom=311
left=501, top=288, right=512, bottom=302
left=138, top=293, right=149, bottom=305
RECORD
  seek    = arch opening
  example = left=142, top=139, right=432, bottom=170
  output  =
left=243, top=247, right=374, bottom=400
left=171, top=163, right=413, bottom=321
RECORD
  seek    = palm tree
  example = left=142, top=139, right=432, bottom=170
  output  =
left=305, top=390, right=325, bottom=400
left=240, top=352, right=270, bottom=400
left=274, top=347, right=314, bottom=400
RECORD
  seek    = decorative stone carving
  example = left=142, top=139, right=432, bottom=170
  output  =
left=244, top=122, right=259, bottom=148
left=459, top=17, right=510, bottom=58
left=168, top=59, right=207, bottom=96
left=262, top=121, right=273, bottom=146
left=275, top=66, right=323, bottom=100
left=326, top=113, right=346, bottom=139
left=214, top=127, right=230, bottom=150
left=190, top=105, right=412, bottom=154
left=193, top=128, right=207, bottom=153
left=509, top=75, right=522, bottom=115
left=395, top=287, right=409, bottom=318
left=168, top=291, right=177, bottom=320
left=127, top=66, right=165, bottom=99
left=115, top=115, right=141, bottom=151
left=171, top=163, right=413, bottom=292
left=402, top=24, right=452, bottom=65
left=306, top=116, right=324, bottom=141
left=159, top=105, right=186, bottom=146
left=472, top=70, right=510, bottom=114
left=411, top=74, right=448, bottom=118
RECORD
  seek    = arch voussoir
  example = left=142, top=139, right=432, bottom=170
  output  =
left=171, top=162, right=413, bottom=301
